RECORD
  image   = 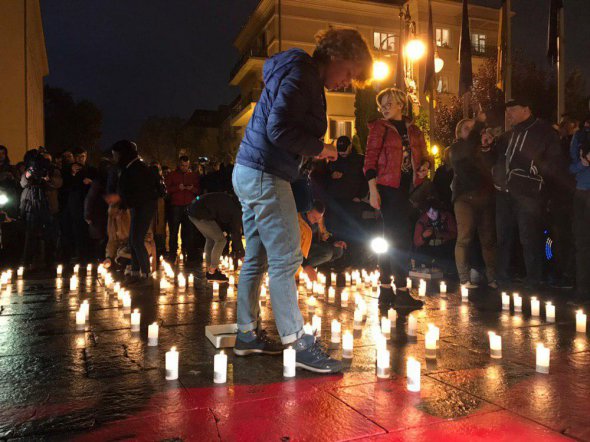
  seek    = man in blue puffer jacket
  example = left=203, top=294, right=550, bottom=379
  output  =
left=232, top=28, right=372, bottom=373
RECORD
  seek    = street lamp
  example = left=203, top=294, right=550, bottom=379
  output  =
left=373, top=60, right=391, bottom=82
left=405, top=38, right=426, bottom=61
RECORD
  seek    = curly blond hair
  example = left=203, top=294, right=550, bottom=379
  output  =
left=376, top=88, right=408, bottom=114
left=313, top=28, right=373, bottom=86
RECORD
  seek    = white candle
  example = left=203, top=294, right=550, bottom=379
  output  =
left=80, top=300, right=89, bottom=320
left=375, top=333, right=386, bottom=353
left=160, top=278, right=169, bottom=290
left=418, top=285, right=426, bottom=297
left=303, top=322, right=314, bottom=336
left=130, top=309, right=140, bottom=331
left=425, top=330, right=437, bottom=359
left=439, top=281, right=447, bottom=295
left=148, top=322, right=159, bottom=346
left=427, top=323, right=440, bottom=349
left=513, top=293, right=522, bottom=312
left=501, top=292, right=510, bottom=310
left=406, top=277, right=412, bottom=289
left=406, top=357, right=421, bottom=392
left=328, top=286, right=335, bottom=301
left=341, top=289, right=349, bottom=307
left=69, top=276, right=78, bottom=291
left=331, top=320, right=341, bottom=343
left=227, top=286, right=235, bottom=297
left=213, top=282, right=219, bottom=292
left=331, top=272, right=337, bottom=285
left=546, top=302, right=556, bottom=322
left=283, top=346, right=296, bottom=377
left=188, top=273, right=194, bottom=286
left=229, top=275, right=235, bottom=286
left=86, top=263, right=92, bottom=273
left=17, top=267, right=23, bottom=278
left=177, top=274, right=186, bottom=289
left=342, top=330, right=353, bottom=359
left=56, top=264, right=63, bottom=277
left=345, top=272, right=351, bottom=286
left=461, top=286, right=469, bottom=302
left=73, top=264, right=80, bottom=274
left=260, top=285, right=267, bottom=305
left=488, top=332, right=502, bottom=359
left=165, top=347, right=179, bottom=380
left=531, top=297, right=540, bottom=317
left=122, top=293, right=131, bottom=310
left=353, top=309, right=363, bottom=329
left=376, top=348, right=390, bottom=378
left=388, top=308, right=397, bottom=325
left=576, top=310, right=587, bottom=333
left=536, top=343, right=550, bottom=374
left=407, top=314, right=417, bottom=338
left=312, top=315, right=322, bottom=335
left=213, top=350, right=228, bottom=383
left=307, top=295, right=317, bottom=313
left=75, top=309, right=85, bottom=327
left=306, top=280, right=313, bottom=292
left=381, top=317, right=391, bottom=337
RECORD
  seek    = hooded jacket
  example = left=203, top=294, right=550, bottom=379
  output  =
left=235, top=48, right=327, bottom=182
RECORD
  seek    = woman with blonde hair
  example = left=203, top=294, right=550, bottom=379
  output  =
left=364, top=87, right=429, bottom=310
left=232, top=27, right=372, bottom=373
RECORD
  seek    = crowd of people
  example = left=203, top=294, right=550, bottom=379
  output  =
left=1, top=27, right=589, bottom=374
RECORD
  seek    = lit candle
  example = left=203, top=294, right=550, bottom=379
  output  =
left=86, top=263, right=92, bottom=273
left=213, top=350, right=228, bottom=384
left=227, top=286, right=235, bottom=297
left=303, top=322, right=314, bottom=335
left=73, top=264, right=80, bottom=274
left=353, top=309, right=363, bottom=329
left=17, top=267, right=23, bottom=278
left=283, top=346, right=296, bottom=377
left=56, top=264, right=63, bottom=277
left=425, top=329, right=437, bottom=359
left=328, top=286, right=335, bottom=301
left=437, top=281, right=446, bottom=295
left=488, top=331, right=502, bottom=359
left=165, top=347, right=179, bottom=380
left=501, top=292, right=510, bottom=310
left=331, top=319, right=341, bottom=343
left=531, top=297, right=540, bottom=317
left=576, top=310, right=587, bottom=333
left=69, top=276, right=78, bottom=291
left=342, top=330, right=353, bottom=359
left=213, top=282, right=219, bottom=292
left=345, top=272, right=351, bottom=286
left=418, top=285, right=426, bottom=297
left=461, top=286, right=469, bottom=302
left=148, top=322, right=159, bottom=346
left=381, top=317, right=391, bottom=337
left=376, top=348, right=390, bottom=378
left=160, top=278, right=169, bottom=290
left=513, top=293, right=522, bottom=312
left=536, top=343, right=550, bottom=374
left=406, top=357, right=421, bottom=392
left=306, top=279, right=313, bottom=292
left=546, top=302, right=556, bottom=322
left=407, top=314, right=417, bottom=338
left=80, top=300, right=89, bottom=320
left=260, top=285, right=267, bottom=305
left=331, top=272, right=337, bottom=285
left=427, top=323, right=440, bottom=349
left=75, top=309, right=85, bottom=328
left=130, top=309, right=140, bottom=331
left=406, top=277, right=412, bottom=289
left=188, top=273, right=194, bottom=286
left=312, top=315, right=322, bottom=335
left=388, top=308, right=397, bottom=325
left=229, top=275, right=235, bottom=286
left=177, top=274, right=186, bottom=290
left=307, top=295, right=317, bottom=313
left=122, top=293, right=131, bottom=311
left=341, top=289, right=349, bottom=307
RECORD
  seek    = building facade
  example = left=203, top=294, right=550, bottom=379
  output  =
left=228, top=0, right=499, bottom=147
left=0, top=0, right=49, bottom=161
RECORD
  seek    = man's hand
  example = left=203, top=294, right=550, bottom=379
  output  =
left=331, top=171, right=343, bottom=180
left=334, top=240, right=347, bottom=249
left=317, top=143, right=338, bottom=161
left=303, top=265, right=318, bottom=282
left=423, top=228, right=433, bottom=238
left=369, top=189, right=381, bottom=209
left=581, top=153, right=590, bottom=167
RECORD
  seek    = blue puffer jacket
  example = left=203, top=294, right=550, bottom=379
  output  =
left=236, top=48, right=327, bottom=182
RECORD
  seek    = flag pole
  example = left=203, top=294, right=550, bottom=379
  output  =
left=557, top=5, right=565, bottom=120
left=505, top=0, right=512, bottom=101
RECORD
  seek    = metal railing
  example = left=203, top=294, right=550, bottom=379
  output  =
left=230, top=47, right=268, bottom=80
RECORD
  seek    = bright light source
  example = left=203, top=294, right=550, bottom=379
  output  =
left=405, top=39, right=426, bottom=61
left=435, top=56, right=445, bottom=73
left=0, top=194, right=8, bottom=206
left=431, top=145, right=439, bottom=156
left=371, top=237, right=389, bottom=254
left=372, top=60, right=390, bottom=82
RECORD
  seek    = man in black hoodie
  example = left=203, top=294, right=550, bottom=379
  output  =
left=110, top=140, right=161, bottom=285
left=493, top=98, right=563, bottom=288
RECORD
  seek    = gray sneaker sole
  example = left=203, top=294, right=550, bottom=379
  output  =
left=233, top=348, right=282, bottom=356
left=295, top=361, right=342, bottom=373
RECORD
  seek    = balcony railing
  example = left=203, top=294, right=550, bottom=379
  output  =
left=231, top=88, right=263, bottom=119
left=230, top=47, right=268, bottom=81
left=472, top=46, right=497, bottom=58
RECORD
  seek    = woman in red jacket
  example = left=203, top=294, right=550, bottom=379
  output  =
left=364, top=87, right=428, bottom=310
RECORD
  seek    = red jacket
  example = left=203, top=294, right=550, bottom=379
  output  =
left=413, top=211, right=457, bottom=248
left=165, top=169, right=200, bottom=206
left=363, top=118, right=428, bottom=188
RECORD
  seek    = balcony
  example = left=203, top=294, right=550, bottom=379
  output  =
left=472, top=46, right=497, bottom=59
left=230, top=88, right=262, bottom=127
left=230, top=47, right=267, bottom=85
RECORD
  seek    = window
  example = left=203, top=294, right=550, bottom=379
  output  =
left=373, top=31, right=397, bottom=52
left=435, top=28, right=450, bottom=48
left=471, top=33, right=486, bottom=54
left=329, top=119, right=353, bottom=140
left=437, top=76, right=449, bottom=94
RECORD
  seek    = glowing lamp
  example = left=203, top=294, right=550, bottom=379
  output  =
left=372, top=60, right=390, bottom=82
left=405, top=39, right=426, bottom=61
left=371, top=237, right=389, bottom=254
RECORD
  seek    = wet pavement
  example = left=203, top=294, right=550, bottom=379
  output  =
left=0, top=263, right=588, bottom=441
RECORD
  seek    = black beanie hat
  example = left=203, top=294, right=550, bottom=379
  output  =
left=111, top=140, right=138, bottom=154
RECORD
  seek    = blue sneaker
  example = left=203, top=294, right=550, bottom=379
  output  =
left=233, top=329, right=283, bottom=356
left=293, top=334, right=342, bottom=373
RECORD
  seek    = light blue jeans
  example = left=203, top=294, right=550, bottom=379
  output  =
left=232, top=164, right=304, bottom=344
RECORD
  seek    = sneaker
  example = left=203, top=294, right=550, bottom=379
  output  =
left=233, top=329, right=283, bottom=356
left=461, top=282, right=479, bottom=289
left=378, top=286, right=396, bottom=309
left=488, top=280, right=499, bottom=290
left=293, top=334, right=342, bottom=373
left=207, top=269, right=229, bottom=283
left=394, top=289, right=424, bottom=309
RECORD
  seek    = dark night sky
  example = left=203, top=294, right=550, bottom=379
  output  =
left=41, top=0, right=589, bottom=148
